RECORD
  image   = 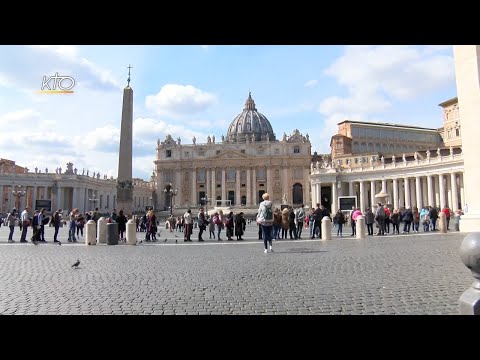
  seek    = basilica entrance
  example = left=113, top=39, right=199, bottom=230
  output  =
left=292, top=183, right=303, bottom=205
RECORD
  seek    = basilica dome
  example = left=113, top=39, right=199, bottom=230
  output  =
left=226, top=93, right=276, bottom=143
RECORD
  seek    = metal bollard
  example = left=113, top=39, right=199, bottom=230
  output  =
left=106, top=223, right=119, bottom=245
left=126, top=219, right=137, bottom=245
left=321, top=216, right=332, bottom=240
left=85, top=220, right=96, bottom=245
left=97, top=217, right=107, bottom=244
left=459, top=232, right=480, bottom=315
left=438, top=212, right=447, bottom=233
left=356, top=215, right=366, bottom=239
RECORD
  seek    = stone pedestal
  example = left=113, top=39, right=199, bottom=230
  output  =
left=321, top=216, right=332, bottom=240
left=97, top=217, right=107, bottom=244
left=85, top=220, right=96, bottom=245
left=454, top=46, right=480, bottom=232
left=356, top=215, right=366, bottom=239
left=126, top=219, right=137, bottom=245
left=438, top=212, right=447, bottom=234
left=459, top=232, right=480, bottom=315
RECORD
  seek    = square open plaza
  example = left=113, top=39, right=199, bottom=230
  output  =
left=0, top=45, right=479, bottom=315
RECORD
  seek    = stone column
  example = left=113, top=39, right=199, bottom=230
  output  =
left=303, top=167, right=310, bottom=206
left=439, top=174, right=446, bottom=209
left=331, top=182, right=338, bottom=214
left=427, top=175, right=434, bottom=207
left=415, top=176, right=422, bottom=210
left=316, top=182, right=322, bottom=206
left=404, top=177, right=410, bottom=208
left=221, top=168, right=226, bottom=202
left=73, top=187, right=78, bottom=210
left=311, top=180, right=317, bottom=209
left=349, top=181, right=354, bottom=196
left=393, top=178, right=398, bottom=210
left=246, top=168, right=251, bottom=206
left=210, top=168, right=216, bottom=204
left=32, top=186, right=38, bottom=210
left=381, top=179, right=386, bottom=193
left=399, top=180, right=405, bottom=208
left=206, top=168, right=211, bottom=202
left=236, top=169, right=241, bottom=206
left=435, top=176, right=440, bottom=208
left=252, top=168, right=257, bottom=205
left=0, top=185, right=3, bottom=212
left=176, top=169, right=183, bottom=207
left=191, top=168, right=197, bottom=206
left=266, top=167, right=272, bottom=197
left=283, top=168, right=288, bottom=203
left=454, top=45, right=480, bottom=231
left=370, top=181, right=376, bottom=209
left=56, top=186, right=62, bottom=211
left=359, top=181, right=365, bottom=213
left=451, top=173, right=459, bottom=211
left=422, top=177, right=428, bottom=209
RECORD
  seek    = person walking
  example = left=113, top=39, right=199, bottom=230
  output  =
left=234, top=212, right=246, bottom=240
left=117, top=210, right=128, bottom=241
left=52, top=209, right=62, bottom=242
left=364, top=208, right=375, bottom=236
left=7, top=209, right=17, bottom=242
left=197, top=208, right=206, bottom=241
left=296, top=204, right=305, bottom=239
left=20, top=206, right=31, bottom=242
left=334, top=209, right=345, bottom=237
left=257, top=193, right=274, bottom=253
left=183, top=209, right=193, bottom=242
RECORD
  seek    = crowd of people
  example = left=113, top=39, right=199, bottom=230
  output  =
left=0, top=201, right=464, bottom=245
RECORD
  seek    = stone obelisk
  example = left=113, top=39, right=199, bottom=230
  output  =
left=116, top=65, right=134, bottom=217
left=453, top=46, right=480, bottom=232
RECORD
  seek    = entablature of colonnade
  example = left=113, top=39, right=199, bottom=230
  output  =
left=311, top=153, right=464, bottom=181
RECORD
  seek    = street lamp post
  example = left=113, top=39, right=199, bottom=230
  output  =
left=201, top=193, right=209, bottom=216
left=12, top=185, right=26, bottom=210
left=163, top=183, right=178, bottom=216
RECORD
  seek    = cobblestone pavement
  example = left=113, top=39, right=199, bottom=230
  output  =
left=0, top=224, right=473, bottom=315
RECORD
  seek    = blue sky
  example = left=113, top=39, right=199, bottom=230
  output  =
left=0, top=45, right=456, bottom=180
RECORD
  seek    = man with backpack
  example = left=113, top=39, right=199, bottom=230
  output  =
left=257, top=193, right=274, bottom=253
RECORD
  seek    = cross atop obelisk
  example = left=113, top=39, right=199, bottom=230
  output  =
left=127, top=64, right=132, bottom=87
left=117, top=65, right=134, bottom=217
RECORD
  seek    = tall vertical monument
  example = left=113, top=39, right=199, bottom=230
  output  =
left=453, top=46, right=480, bottom=232
left=116, top=65, right=134, bottom=216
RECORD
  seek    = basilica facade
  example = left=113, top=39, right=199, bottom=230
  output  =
left=154, top=93, right=312, bottom=211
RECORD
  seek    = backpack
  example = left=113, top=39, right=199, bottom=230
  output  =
left=264, top=206, right=273, bottom=221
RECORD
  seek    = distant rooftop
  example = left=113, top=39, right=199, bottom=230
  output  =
left=438, top=97, right=458, bottom=107
left=337, top=120, right=438, bottom=132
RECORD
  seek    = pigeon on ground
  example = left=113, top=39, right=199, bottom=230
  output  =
left=58, top=241, right=61, bottom=246
left=175, top=239, right=178, bottom=244
left=71, top=260, right=80, bottom=269
left=164, top=239, right=167, bottom=242
left=33, top=240, right=38, bottom=246
left=174, top=234, right=178, bottom=237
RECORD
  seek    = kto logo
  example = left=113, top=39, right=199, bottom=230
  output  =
left=38, top=73, right=75, bottom=94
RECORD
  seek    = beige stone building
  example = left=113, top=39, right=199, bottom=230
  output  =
left=0, top=161, right=154, bottom=216
left=154, top=93, right=312, bottom=212
left=310, top=99, right=465, bottom=215
left=438, top=97, right=462, bottom=147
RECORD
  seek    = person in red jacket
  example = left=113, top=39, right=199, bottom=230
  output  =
left=442, top=206, right=451, bottom=230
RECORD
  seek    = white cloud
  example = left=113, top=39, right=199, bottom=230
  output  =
left=0, top=109, right=41, bottom=124
left=0, top=73, right=12, bottom=87
left=314, top=45, right=455, bottom=152
left=29, top=45, right=120, bottom=91
left=304, top=79, right=318, bottom=88
left=145, top=84, right=217, bottom=117
left=32, top=45, right=80, bottom=60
